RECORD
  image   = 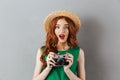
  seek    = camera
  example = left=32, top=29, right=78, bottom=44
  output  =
left=53, top=54, right=69, bottom=66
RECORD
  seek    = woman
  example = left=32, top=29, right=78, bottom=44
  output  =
left=32, top=10, right=86, bottom=80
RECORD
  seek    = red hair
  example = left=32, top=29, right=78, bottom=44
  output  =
left=40, top=16, right=78, bottom=66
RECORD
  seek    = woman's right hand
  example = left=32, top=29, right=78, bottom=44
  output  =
left=46, top=52, right=56, bottom=68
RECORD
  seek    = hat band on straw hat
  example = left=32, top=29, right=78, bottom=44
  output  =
left=43, top=10, right=81, bottom=33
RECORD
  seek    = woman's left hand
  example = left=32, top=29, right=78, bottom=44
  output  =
left=63, top=53, right=73, bottom=71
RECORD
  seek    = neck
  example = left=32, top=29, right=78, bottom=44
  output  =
left=57, top=42, right=70, bottom=51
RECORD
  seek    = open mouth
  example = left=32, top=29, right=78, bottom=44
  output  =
left=59, top=34, right=65, bottom=40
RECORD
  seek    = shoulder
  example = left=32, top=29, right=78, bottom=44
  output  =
left=36, top=47, right=42, bottom=58
left=80, top=48, right=84, bottom=55
left=36, top=46, right=45, bottom=57
left=78, top=47, right=85, bottom=61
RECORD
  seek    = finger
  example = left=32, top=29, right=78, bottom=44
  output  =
left=66, top=54, right=73, bottom=60
left=47, top=58, right=56, bottom=64
left=66, top=58, right=73, bottom=63
left=48, top=60, right=56, bottom=66
left=49, top=54, right=56, bottom=59
left=66, top=53, right=69, bottom=57
left=67, top=54, right=73, bottom=58
left=47, top=62, right=53, bottom=67
left=47, top=55, right=51, bottom=59
left=66, top=56, right=72, bottom=59
left=68, top=54, right=73, bottom=58
left=47, top=54, right=55, bottom=60
left=65, top=60, right=72, bottom=67
left=48, top=52, right=56, bottom=58
left=49, top=58, right=56, bottom=63
left=49, top=52, right=56, bottom=55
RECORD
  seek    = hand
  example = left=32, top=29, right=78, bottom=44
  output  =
left=64, top=53, right=73, bottom=71
left=46, top=52, right=56, bottom=68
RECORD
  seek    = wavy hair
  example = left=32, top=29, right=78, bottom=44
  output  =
left=40, top=16, right=78, bottom=66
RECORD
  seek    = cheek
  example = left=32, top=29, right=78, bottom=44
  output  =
left=66, top=30, right=69, bottom=36
left=55, top=29, right=59, bottom=36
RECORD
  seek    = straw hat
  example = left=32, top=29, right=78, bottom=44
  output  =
left=43, top=10, right=81, bottom=33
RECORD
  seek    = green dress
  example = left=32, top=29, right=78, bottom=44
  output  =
left=41, top=46, right=80, bottom=80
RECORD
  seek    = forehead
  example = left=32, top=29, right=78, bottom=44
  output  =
left=56, top=18, right=68, bottom=24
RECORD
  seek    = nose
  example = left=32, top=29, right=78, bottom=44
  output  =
left=60, top=28, right=65, bottom=33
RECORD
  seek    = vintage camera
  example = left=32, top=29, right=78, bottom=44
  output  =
left=53, top=54, right=69, bottom=66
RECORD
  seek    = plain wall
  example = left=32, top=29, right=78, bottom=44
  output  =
left=0, top=0, right=120, bottom=80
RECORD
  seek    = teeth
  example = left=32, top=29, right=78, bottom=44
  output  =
left=59, top=34, right=64, bottom=37
left=59, top=34, right=65, bottom=39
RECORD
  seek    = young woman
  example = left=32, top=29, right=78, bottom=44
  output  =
left=32, top=10, right=86, bottom=80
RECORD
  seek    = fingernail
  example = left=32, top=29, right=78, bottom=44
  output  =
left=66, top=53, right=69, bottom=56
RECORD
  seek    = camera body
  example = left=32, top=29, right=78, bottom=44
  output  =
left=53, top=54, right=69, bottom=66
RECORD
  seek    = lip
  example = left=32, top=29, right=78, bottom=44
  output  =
left=59, top=34, right=65, bottom=40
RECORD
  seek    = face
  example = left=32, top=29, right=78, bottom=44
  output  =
left=55, top=18, right=69, bottom=44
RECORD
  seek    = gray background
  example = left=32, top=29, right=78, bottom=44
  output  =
left=0, top=0, right=120, bottom=80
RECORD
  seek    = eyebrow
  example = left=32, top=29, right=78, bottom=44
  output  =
left=55, top=24, right=69, bottom=25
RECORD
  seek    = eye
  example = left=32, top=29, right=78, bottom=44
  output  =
left=55, top=25, right=60, bottom=29
left=64, top=25, right=69, bottom=29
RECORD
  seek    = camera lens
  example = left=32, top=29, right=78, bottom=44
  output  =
left=63, top=55, right=65, bottom=57
left=58, top=58, right=65, bottom=65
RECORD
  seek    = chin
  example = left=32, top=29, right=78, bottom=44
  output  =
left=58, top=40, right=67, bottom=44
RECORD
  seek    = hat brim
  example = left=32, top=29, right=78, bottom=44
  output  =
left=43, top=10, right=81, bottom=33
